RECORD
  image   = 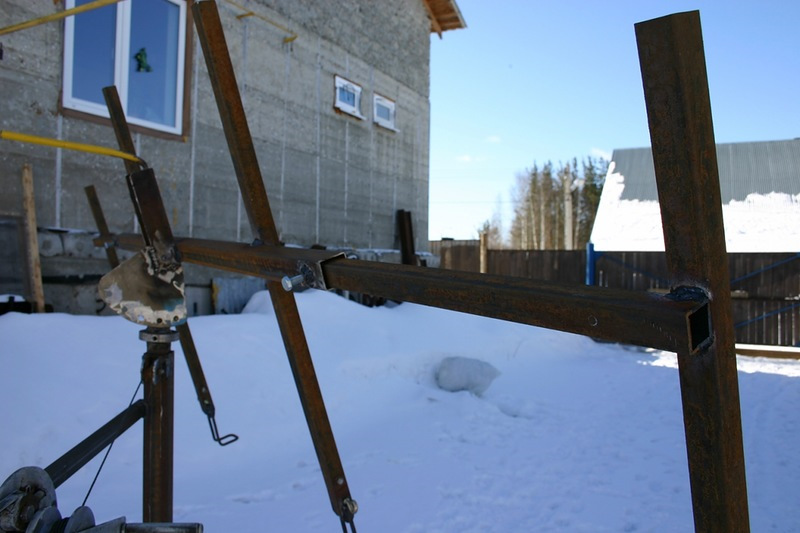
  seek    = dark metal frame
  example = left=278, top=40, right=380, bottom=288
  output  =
left=90, top=4, right=748, bottom=531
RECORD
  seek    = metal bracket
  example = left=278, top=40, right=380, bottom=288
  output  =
left=304, top=252, right=346, bottom=290
left=281, top=252, right=346, bottom=292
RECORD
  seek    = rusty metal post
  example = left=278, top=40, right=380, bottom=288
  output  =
left=141, top=328, right=176, bottom=523
left=100, top=87, right=175, bottom=523
left=192, top=1, right=355, bottom=523
left=636, top=11, right=749, bottom=532
left=479, top=231, right=488, bottom=274
left=85, top=185, right=121, bottom=268
left=397, top=209, right=417, bottom=266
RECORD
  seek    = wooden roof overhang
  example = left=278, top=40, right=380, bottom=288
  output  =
left=420, top=0, right=466, bottom=36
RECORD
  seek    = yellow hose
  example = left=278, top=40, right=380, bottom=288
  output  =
left=223, top=0, right=298, bottom=43
left=1, top=130, right=143, bottom=165
left=0, top=0, right=122, bottom=37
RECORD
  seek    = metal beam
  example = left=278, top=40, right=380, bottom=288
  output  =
left=85, top=185, right=121, bottom=268
left=192, top=1, right=355, bottom=521
left=101, top=87, right=175, bottom=523
left=636, top=10, right=749, bottom=532
left=140, top=330, right=175, bottom=523
left=98, top=233, right=709, bottom=354
left=45, top=400, right=146, bottom=488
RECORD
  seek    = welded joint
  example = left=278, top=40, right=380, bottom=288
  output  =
left=667, top=286, right=713, bottom=354
left=282, top=253, right=346, bottom=291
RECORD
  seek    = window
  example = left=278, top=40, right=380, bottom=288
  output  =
left=334, top=75, right=364, bottom=119
left=63, top=0, right=187, bottom=135
left=373, top=94, right=396, bottom=131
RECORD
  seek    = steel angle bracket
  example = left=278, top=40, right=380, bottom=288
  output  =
left=279, top=250, right=347, bottom=291
left=299, top=251, right=347, bottom=290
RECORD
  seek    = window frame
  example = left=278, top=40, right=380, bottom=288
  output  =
left=62, top=0, right=189, bottom=137
left=333, top=75, right=365, bottom=120
left=373, top=93, right=397, bottom=131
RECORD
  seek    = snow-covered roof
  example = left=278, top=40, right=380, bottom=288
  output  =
left=590, top=139, right=800, bottom=252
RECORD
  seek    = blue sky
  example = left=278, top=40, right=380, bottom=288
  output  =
left=428, top=1, right=800, bottom=240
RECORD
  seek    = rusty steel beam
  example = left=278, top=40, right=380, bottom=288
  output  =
left=101, top=87, right=176, bottom=523
left=140, top=330, right=175, bottom=523
left=97, top=232, right=709, bottom=354
left=46, top=400, right=146, bottom=489
left=85, top=185, right=121, bottom=268
left=636, top=11, right=749, bottom=532
left=192, top=1, right=355, bottom=522
left=323, top=259, right=707, bottom=353
left=397, top=209, right=417, bottom=266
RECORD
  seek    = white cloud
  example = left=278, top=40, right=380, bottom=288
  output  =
left=590, top=147, right=612, bottom=161
left=455, top=154, right=487, bottom=164
left=485, top=135, right=502, bottom=144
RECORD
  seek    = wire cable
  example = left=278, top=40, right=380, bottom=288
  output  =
left=82, top=379, right=144, bottom=506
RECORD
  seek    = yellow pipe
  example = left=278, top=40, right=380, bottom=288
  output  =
left=1, top=130, right=143, bottom=165
left=222, top=0, right=298, bottom=43
left=0, top=0, right=122, bottom=37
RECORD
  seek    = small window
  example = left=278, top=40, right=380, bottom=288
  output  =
left=63, top=0, right=187, bottom=135
left=373, top=94, right=396, bottom=131
left=334, top=75, right=364, bottom=119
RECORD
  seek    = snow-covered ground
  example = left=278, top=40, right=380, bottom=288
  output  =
left=2, top=290, right=799, bottom=531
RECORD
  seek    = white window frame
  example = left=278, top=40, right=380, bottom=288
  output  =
left=334, top=75, right=364, bottom=119
left=373, top=94, right=397, bottom=131
left=62, top=0, right=187, bottom=135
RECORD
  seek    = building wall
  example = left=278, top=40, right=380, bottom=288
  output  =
left=0, top=0, right=431, bottom=253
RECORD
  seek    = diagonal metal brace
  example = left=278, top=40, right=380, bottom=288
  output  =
left=192, top=0, right=356, bottom=521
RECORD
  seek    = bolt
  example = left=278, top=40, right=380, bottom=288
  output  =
left=281, top=274, right=305, bottom=292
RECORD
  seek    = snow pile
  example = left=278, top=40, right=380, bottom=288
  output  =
left=435, top=356, right=500, bottom=395
left=591, top=163, right=800, bottom=252
left=2, top=290, right=799, bottom=531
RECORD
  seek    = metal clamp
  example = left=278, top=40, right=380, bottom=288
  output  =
left=339, top=498, right=358, bottom=533
left=139, top=328, right=180, bottom=344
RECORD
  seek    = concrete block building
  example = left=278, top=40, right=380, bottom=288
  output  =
left=0, top=0, right=465, bottom=312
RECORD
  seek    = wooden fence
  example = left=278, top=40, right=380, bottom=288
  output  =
left=430, top=240, right=800, bottom=347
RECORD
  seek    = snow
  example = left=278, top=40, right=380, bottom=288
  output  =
left=2, top=290, right=799, bottom=531
left=591, top=162, right=800, bottom=252
left=434, top=356, right=499, bottom=395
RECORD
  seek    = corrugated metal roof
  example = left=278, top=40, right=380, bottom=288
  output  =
left=613, top=139, right=800, bottom=203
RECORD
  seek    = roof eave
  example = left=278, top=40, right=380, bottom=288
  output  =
left=420, top=0, right=466, bottom=37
